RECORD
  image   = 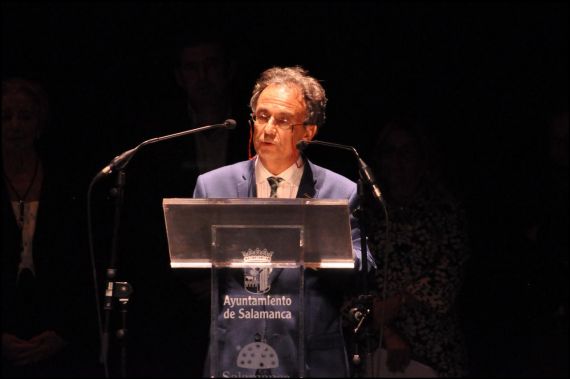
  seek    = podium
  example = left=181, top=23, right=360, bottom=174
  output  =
left=163, top=198, right=355, bottom=377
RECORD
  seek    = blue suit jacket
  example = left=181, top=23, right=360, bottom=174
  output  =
left=194, top=159, right=362, bottom=377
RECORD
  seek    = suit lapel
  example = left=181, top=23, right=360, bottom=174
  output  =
left=296, top=160, right=318, bottom=199
left=237, top=159, right=256, bottom=197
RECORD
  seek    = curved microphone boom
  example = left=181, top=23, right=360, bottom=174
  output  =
left=296, top=139, right=384, bottom=204
left=94, top=119, right=237, bottom=180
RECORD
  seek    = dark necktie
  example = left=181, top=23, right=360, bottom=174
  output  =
left=267, top=176, right=284, bottom=198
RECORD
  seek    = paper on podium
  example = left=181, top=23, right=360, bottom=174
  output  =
left=372, top=348, right=437, bottom=378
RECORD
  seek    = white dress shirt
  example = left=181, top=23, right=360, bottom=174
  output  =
left=254, top=157, right=304, bottom=199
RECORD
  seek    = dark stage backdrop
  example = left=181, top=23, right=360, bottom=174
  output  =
left=3, top=2, right=567, bottom=181
left=3, top=2, right=567, bottom=376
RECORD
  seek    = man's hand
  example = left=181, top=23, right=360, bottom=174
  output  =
left=2, top=333, right=36, bottom=363
left=373, top=294, right=403, bottom=325
left=2, top=331, right=66, bottom=366
left=383, top=327, right=411, bottom=373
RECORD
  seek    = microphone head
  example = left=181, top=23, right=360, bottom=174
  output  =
left=296, top=140, right=309, bottom=151
left=224, top=119, right=237, bottom=130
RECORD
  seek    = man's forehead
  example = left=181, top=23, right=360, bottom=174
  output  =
left=258, top=84, right=304, bottom=108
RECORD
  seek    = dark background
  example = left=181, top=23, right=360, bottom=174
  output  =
left=3, top=1, right=567, bottom=182
left=3, top=1, right=567, bottom=377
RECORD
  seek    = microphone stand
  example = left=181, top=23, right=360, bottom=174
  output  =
left=297, top=140, right=384, bottom=377
left=100, top=169, right=134, bottom=378
left=350, top=177, right=387, bottom=377
left=92, top=119, right=236, bottom=377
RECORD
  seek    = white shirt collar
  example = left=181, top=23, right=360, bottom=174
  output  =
left=254, top=156, right=305, bottom=198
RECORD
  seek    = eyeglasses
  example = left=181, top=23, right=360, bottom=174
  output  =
left=250, top=112, right=306, bottom=131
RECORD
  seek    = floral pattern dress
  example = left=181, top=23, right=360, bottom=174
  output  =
left=367, top=182, right=470, bottom=377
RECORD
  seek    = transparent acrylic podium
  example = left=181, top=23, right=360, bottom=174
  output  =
left=163, top=198, right=354, bottom=378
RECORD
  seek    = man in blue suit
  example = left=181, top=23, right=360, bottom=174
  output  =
left=193, top=66, right=366, bottom=377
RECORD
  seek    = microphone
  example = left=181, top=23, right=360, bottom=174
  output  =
left=296, top=140, right=309, bottom=151
left=296, top=139, right=384, bottom=204
left=350, top=307, right=365, bottom=322
left=94, top=119, right=237, bottom=180
left=357, top=156, right=383, bottom=204
left=296, top=139, right=352, bottom=153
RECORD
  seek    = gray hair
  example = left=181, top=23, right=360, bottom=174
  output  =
left=249, top=66, right=327, bottom=127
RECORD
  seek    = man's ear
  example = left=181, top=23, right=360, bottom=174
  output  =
left=303, top=124, right=318, bottom=140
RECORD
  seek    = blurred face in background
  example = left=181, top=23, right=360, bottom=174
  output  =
left=175, top=42, right=233, bottom=108
left=548, top=111, right=569, bottom=169
left=2, top=90, right=42, bottom=151
left=376, top=127, right=424, bottom=200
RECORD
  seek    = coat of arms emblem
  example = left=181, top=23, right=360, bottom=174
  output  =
left=242, top=248, right=273, bottom=294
